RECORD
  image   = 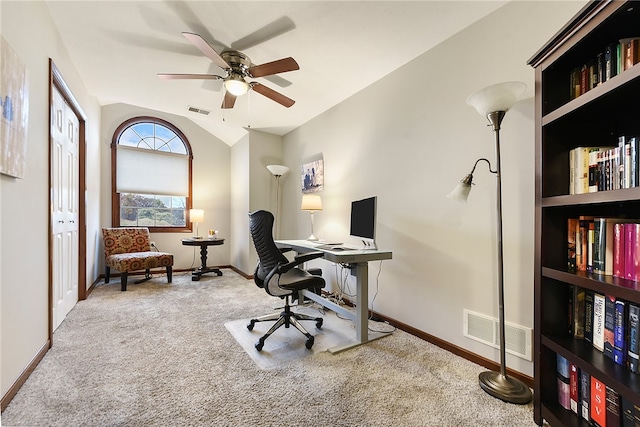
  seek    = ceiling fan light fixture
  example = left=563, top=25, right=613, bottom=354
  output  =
left=224, top=74, right=249, bottom=96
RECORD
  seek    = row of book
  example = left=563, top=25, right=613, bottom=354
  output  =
left=569, top=37, right=639, bottom=100
left=557, top=352, right=638, bottom=426
left=568, top=217, right=640, bottom=280
left=570, top=287, right=639, bottom=371
left=569, top=136, right=639, bottom=195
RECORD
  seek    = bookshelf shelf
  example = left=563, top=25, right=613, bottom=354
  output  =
left=529, top=1, right=640, bottom=425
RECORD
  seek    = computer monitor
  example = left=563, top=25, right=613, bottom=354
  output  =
left=350, top=196, right=377, bottom=249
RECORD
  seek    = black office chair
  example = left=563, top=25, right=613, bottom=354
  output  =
left=247, top=210, right=325, bottom=351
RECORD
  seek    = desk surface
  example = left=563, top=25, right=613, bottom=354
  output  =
left=275, top=239, right=392, bottom=263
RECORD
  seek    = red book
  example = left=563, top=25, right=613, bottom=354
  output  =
left=625, top=223, right=635, bottom=280
left=591, top=376, right=607, bottom=427
left=633, top=223, right=640, bottom=281
left=570, top=363, right=579, bottom=414
left=614, top=223, right=626, bottom=278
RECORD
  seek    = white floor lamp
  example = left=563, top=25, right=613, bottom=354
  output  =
left=448, top=81, right=532, bottom=405
left=267, top=164, right=289, bottom=238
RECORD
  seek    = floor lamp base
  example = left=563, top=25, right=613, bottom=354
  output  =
left=478, top=371, right=532, bottom=405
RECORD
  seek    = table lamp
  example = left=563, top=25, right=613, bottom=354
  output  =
left=190, top=208, right=204, bottom=239
left=301, top=194, right=322, bottom=241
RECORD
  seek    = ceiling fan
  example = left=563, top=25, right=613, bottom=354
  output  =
left=158, top=32, right=299, bottom=109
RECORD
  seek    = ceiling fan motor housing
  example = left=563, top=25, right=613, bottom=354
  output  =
left=221, top=50, right=251, bottom=76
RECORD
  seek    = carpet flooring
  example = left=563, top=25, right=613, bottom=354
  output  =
left=1, top=270, right=544, bottom=426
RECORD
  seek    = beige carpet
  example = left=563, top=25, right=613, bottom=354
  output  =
left=1, top=270, right=544, bottom=426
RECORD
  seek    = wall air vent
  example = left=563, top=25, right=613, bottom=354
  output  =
left=187, top=106, right=210, bottom=115
left=463, top=309, right=532, bottom=361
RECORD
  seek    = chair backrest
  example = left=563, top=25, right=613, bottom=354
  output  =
left=102, top=227, right=151, bottom=256
left=248, top=210, right=289, bottom=292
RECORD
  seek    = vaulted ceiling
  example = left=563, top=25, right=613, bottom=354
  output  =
left=44, top=1, right=507, bottom=146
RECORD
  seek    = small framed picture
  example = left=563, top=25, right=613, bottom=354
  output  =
left=301, top=159, right=323, bottom=194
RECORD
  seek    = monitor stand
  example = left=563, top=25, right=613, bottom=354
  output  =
left=360, top=240, right=378, bottom=250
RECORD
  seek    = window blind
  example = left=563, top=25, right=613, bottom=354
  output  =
left=116, top=146, right=189, bottom=196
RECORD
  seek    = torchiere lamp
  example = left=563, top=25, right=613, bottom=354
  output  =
left=267, top=164, right=290, bottom=238
left=301, top=194, right=322, bottom=241
left=448, top=81, right=532, bottom=405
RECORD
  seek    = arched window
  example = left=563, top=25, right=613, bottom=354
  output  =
left=111, top=117, right=193, bottom=232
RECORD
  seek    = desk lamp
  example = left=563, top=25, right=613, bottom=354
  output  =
left=189, top=209, right=204, bottom=239
left=301, top=194, right=322, bottom=241
left=448, top=81, right=532, bottom=405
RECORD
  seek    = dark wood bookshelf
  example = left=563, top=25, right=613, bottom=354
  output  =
left=528, top=1, right=640, bottom=425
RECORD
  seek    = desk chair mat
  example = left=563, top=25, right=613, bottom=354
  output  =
left=225, top=306, right=355, bottom=370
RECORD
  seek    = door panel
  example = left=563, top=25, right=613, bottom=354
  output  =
left=51, top=86, right=78, bottom=331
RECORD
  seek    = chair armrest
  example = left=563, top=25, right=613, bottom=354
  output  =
left=279, top=247, right=293, bottom=254
left=277, top=251, right=324, bottom=274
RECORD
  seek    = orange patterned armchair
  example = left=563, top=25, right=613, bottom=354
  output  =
left=102, top=227, right=173, bottom=291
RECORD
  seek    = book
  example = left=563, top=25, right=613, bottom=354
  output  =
left=589, top=147, right=600, bottom=192
left=606, top=41, right=619, bottom=81
left=614, top=222, right=626, bottom=278
left=613, top=298, right=626, bottom=365
left=630, top=137, right=638, bottom=188
left=606, top=386, right=621, bottom=427
left=580, top=369, right=591, bottom=422
left=585, top=290, right=595, bottom=344
left=568, top=218, right=579, bottom=272
left=625, top=223, right=636, bottom=280
left=578, top=216, right=594, bottom=272
left=621, top=396, right=635, bottom=427
left=570, top=363, right=579, bottom=414
left=628, top=303, right=640, bottom=373
left=591, top=376, right=606, bottom=426
left=621, top=38, right=640, bottom=71
left=588, top=219, right=595, bottom=272
left=557, top=354, right=571, bottom=410
left=632, top=223, right=640, bottom=281
left=573, top=286, right=586, bottom=339
left=593, top=217, right=606, bottom=274
left=604, top=294, right=616, bottom=360
left=593, top=293, right=606, bottom=352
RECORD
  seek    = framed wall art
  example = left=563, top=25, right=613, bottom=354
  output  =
left=0, top=36, right=30, bottom=179
left=301, top=159, right=323, bottom=194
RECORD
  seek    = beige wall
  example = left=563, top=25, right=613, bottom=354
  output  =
left=278, top=1, right=586, bottom=376
left=100, top=104, right=232, bottom=270
left=0, top=0, right=102, bottom=396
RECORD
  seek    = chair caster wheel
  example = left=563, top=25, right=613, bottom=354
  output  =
left=255, top=339, right=264, bottom=351
left=316, top=318, right=323, bottom=329
left=217, top=271, right=223, bottom=276
left=247, top=320, right=256, bottom=331
left=305, top=336, right=314, bottom=349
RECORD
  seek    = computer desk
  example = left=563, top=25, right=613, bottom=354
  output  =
left=275, top=240, right=393, bottom=353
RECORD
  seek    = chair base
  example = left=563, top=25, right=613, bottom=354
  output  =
left=247, top=296, right=323, bottom=351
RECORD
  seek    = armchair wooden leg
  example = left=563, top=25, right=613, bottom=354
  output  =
left=105, top=266, right=110, bottom=284
left=121, top=272, right=128, bottom=291
left=167, top=266, right=173, bottom=283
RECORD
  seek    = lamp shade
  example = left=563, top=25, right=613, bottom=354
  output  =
left=189, top=209, right=204, bottom=223
left=301, top=194, right=322, bottom=211
left=267, top=165, right=289, bottom=176
left=466, top=82, right=526, bottom=116
left=446, top=179, right=472, bottom=202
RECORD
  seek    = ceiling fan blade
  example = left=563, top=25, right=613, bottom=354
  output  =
left=182, top=32, right=230, bottom=70
left=158, top=73, right=223, bottom=80
left=250, top=83, right=295, bottom=108
left=249, top=57, right=299, bottom=78
left=222, top=91, right=237, bottom=109
left=230, top=16, right=296, bottom=51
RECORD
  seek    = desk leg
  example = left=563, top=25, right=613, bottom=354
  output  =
left=326, top=261, right=391, bottom=354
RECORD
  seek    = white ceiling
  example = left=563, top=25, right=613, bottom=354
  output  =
left=44, top=1, right=507, bottom=146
